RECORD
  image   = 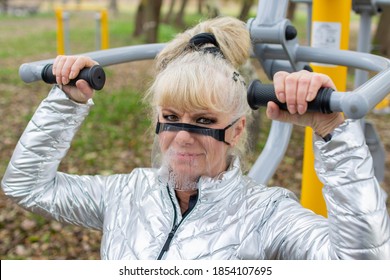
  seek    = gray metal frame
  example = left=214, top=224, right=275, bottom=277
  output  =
left=18, top=0, right=390, bottom=185
left=352, top=0, right=390, bottom=183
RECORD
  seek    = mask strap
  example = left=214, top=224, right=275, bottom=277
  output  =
left=155, top=118, right=240, bottom=145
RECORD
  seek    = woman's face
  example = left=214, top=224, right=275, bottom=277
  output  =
left=157, top=106, right=245, bottom=183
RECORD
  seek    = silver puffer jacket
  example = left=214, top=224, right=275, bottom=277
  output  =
left=2, top=87, right=390, bottom=259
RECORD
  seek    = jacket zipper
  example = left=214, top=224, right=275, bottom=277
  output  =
left=157, top=186, right=197, bottom=260
left=157, top=186, right=178, bottom=260
left=159, top=224, right=178, bottom=256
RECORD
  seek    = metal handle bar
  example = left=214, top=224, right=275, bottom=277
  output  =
left=18, top=43, right=166, bottom=83
left=41, top=64, right=106, bottom=90
left=257, top=45, right=390, bottom=119
left=249, top=10, right=390, bottom=119
left=247, top=80, right=334, bottom=113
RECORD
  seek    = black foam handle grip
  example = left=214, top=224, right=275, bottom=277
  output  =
left=41, top=64, right=106, bottom=90
left=247, top=79, right=334, bottom=114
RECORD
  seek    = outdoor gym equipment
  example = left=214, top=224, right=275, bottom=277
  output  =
left=18, top=0, right=390, bottom=213
left=55, top=5, right=109, bottom=54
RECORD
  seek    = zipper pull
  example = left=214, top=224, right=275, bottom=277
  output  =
left=161, top=227, right=176, bottom=252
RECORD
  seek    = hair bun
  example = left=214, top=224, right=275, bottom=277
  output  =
left=155, top=16, right=251, bottom=71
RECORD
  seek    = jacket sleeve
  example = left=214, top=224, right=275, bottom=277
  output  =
left=1, top=86, right=107, bottom=230
left=314, top=119, right=390, bottom=259
left=263, top=119, right=390, bottom=259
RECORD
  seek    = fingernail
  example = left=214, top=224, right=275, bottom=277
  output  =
left=69, top=71, right=75, bottom=79
left=278, top=92, right=285, bottom=101
left=298, top=105, right=305, bottom=114
left=267, top=105, right=273, bottom=116
left=288, top=105, right=296, bottom=114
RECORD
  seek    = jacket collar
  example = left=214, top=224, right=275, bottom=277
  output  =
left=197, top=156, right=242, bottom=203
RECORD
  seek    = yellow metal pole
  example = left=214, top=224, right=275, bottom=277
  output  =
left=55, top=8, right=65, bottom=55
left=100, top=9, right=109, bottom=49
left=374, top=94, right=390, bottom=113
left=300, top=0, right=352, bottom=216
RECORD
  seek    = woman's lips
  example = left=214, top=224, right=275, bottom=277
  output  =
left=176, top=152, right=201, bottom=157
left=172, top=151, right=203, bottom=161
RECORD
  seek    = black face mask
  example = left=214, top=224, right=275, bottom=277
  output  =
left=155, top=118, right=240, bottom=145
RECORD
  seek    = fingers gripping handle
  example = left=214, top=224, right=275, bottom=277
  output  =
left=41, top=64, right=106, bottom=90
left=247, top=79, right=334, bottom=114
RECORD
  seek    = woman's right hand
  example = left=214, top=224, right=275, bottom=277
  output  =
left=267, top=70, right=344, bottom=138
left=52, top=55, right=99, bottom=103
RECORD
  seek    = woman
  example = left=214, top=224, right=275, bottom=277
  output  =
left=2, top=16, right=389, bottom=259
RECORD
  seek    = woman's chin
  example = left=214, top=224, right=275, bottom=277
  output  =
left=170, top=165, right=202, bottom=179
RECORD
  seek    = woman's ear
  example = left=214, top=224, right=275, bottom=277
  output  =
left=231, top=117, right=246, bottom=146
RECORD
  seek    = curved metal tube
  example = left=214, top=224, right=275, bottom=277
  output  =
left=248, top=121, right=293, bottom=184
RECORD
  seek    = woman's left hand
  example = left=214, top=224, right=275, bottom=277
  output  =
left=266, top=70, right=345, bottom=138
left=52, top=55, right=98, bottom=103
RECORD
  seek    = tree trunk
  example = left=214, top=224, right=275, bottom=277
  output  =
left=146, top=0, right=162, bottom=43
left=205, top=0, right=220, bottom=18
left=164, top=0, right=176, bottom=23
left=133, top=0, right=146, bottom=37
left=374, top=6, right=390, bottom=57
left=109, top=0, right=118, bottom=15
left=238, top=0, right=255, bottom=21
left=174, top=0, right=189, bottom=28
left=286, top=2, right=297, bottom=21
left=198, top=0, right=204, bottom=14
left=0, top=0, right=8, bottom=14
left=133, top=0, right=163, bottom=43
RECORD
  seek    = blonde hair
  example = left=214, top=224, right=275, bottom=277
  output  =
left=145, top=16, right=253, bottom=157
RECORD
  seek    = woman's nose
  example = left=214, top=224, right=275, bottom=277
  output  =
left=175, top=130, right=195, bottom=145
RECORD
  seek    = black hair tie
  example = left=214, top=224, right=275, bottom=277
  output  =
left=189, top=33, right=220, bottom=48
left=188, top=32, right=224, bottom=57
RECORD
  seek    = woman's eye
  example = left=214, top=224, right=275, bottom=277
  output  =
left=197, top=118, right=216, bottom=125
left=163, top=115, right=179, bottom=122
